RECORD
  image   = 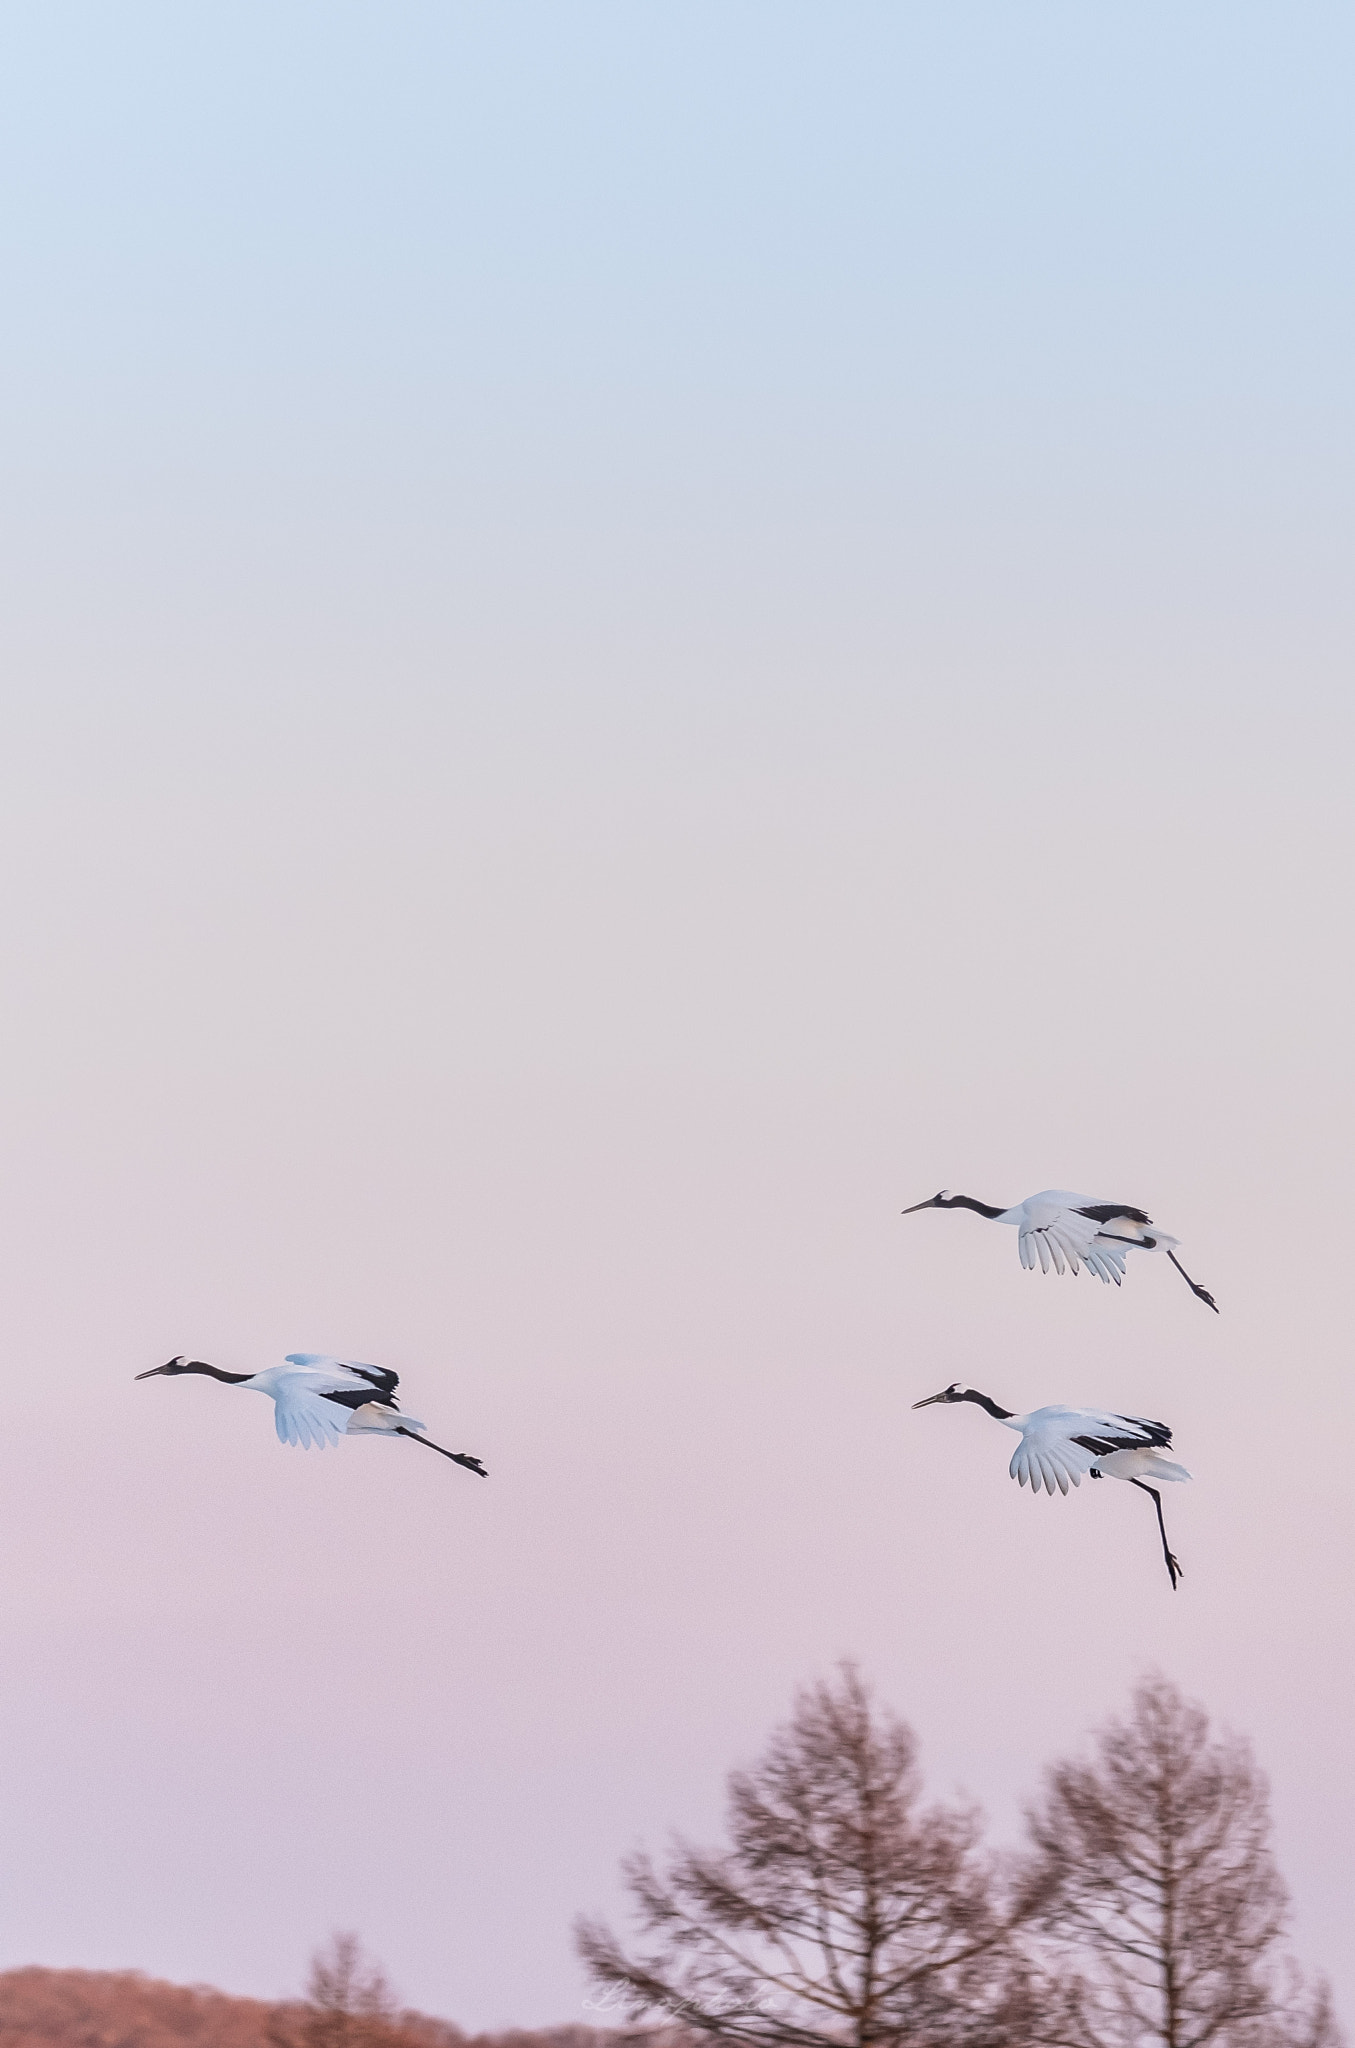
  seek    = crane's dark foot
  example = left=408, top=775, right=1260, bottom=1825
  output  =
left=1166, top=1553, right=1183, bottom=1590
left=1168, top=1249, right=1218, bottom=1313
left=399, top=1428, right=488, bottom=1476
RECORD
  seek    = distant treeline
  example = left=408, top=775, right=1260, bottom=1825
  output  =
left=0, top=1968, right=615, bottom=2048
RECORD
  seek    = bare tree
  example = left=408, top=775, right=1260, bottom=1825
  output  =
left=272, top=1934, right=401, bottom=2048
left=1025, top=1675, right=1340, bottom=2048
left=576, top=1663, right=1042, bottom=2048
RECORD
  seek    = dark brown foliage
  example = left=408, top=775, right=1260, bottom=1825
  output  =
left=1025, top=1675, right=1339, bottom=2048
left=576, top=1663, right=1042, bottom=2048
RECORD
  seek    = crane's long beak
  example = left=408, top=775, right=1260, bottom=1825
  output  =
left=901, top=1198, right=936, bottom=1214
left=135, top=1362, right=174, bottom=1379
left=912, top=1390, right=948, bottom=1408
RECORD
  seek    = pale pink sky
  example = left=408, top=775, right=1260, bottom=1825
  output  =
left=0, top=2, right=1352, bottom=2031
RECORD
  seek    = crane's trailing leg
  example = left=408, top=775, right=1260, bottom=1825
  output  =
left=1167, top=1248, right=1218, bottom=1313
left=397, top=1427, right=488, bottom=1477
left=1130, top=1478, right=1182, bottom=1590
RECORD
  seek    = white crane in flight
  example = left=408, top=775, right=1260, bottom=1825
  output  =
left=902, top=1189, right=1217, bottom=1311
left=136, top=1352, right=487, bottom=1475
left=912, top=1381, right=1190, bottom=1589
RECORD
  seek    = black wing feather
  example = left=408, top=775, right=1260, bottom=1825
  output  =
left=1075, top=1203, right=1152, bottom=1226
left=321, top=1386, right=400, bottom=1413
left=348, top=1364, right=400, bottom=1397
left=1071, top=1414, right=1173, bottom=1457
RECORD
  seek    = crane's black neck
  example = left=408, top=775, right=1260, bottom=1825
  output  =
left=940, top=1194, right=1006, bottom=1220
left=958, top=1388, right=1014, bottom=1420
left=181, top=1360, right=253, bottom=1384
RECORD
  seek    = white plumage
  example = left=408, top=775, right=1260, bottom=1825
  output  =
left=262, top=1355, right=421, bottom=1450
left=913, top=1382, right=1190, bottom=1588
left=1002, top=1403, right=1191, bottom=1496
left=137, top=1353, right=487, bottom=1475
left=902, top=1187, right=1217, bottom=1310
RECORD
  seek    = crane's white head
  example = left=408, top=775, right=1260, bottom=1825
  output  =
left=912, top=1382, right=965, bottom=1408
left=136, top=1355, right=195, bottom=1379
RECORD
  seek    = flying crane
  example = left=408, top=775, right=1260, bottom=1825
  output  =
left=912, top=1382, right=1190, bottom=1589
left=902, top=1189, right=1217, bottom=1310
left=136, top=1352, right=487, bottom=1474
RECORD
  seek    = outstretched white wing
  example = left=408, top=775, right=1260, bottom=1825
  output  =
left=1010, top=1403, right=1175, bottom=1495
left=260, top=1358, right=390, bottom=1450
left=284, top=1353, right=401, bottom=1400
left=1080, top=1239, right=1129, bottom=1284
left=270, top=1376, right=354, bottom=1449
left=1016, top=1201, right=1128, bottom=1285
left=1008, top=1415, right=1098, bottom=1496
